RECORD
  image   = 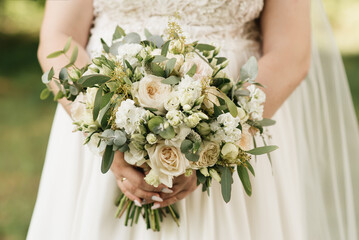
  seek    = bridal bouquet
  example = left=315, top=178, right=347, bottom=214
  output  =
left=40, top=20, right=277, bottom=231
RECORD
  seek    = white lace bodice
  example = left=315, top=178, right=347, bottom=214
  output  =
left=87, top=0, right=264, bottom=77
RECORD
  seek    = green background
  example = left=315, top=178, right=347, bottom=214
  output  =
left=0, top=1, right=358, bottom=239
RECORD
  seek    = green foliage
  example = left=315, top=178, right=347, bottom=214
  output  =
left=240, top=56, right=258, bottom=82
left=78, top=74, right=111, bottom=87
left=220, top=167, right=232, bottom=203
left=161, top=40, right=170, bottom=57
left=246, top=145, right=279, bottom=155
left=195, top=43, right=216, bottom=51
left=237, top=165, right=252, bottom=196
left=101, top=145, right=115, bottom=174
left=186, top=64, right=197, bottom=77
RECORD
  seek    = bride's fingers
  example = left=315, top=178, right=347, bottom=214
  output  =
left=117, top=180, right=142, bottom=205
left=121, top=166, right=163, bottom=193
left=120, top=179, right=162, bottom=204
left=152, top=190, right=189, bottom=209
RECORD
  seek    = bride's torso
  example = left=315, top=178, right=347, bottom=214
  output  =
left=87, top=0, right=264, bottom=77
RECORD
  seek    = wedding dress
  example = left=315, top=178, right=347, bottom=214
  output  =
left=27, top=0, right=359, bottom=239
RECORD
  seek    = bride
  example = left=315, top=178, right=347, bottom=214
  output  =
left=27, top=0, right=359, bottom=239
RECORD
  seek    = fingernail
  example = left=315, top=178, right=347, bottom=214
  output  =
left=142, top=199, right=147, bottom=205
left=151, top=195, right=163, bottom=202
left=161, top=188, right=173, bottom=194
left=134, top=200, right=142, bottom=207
left=151, top=203, right=161, bottom=210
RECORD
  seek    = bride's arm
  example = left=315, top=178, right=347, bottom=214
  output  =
left=37, top=0, right=94, bottom=116
left=258, top=0, right=311, bottom=118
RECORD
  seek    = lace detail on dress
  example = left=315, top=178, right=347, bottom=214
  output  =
left=92, top=0, right=263, bottom=41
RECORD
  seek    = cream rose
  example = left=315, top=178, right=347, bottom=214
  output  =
left=221, top=142, right=239, bottom=163
left=147, top=141, right=189, bottom=187
left=71, top=92, right=98, bottom=127
left=191, top=141, right=220, bottom=169
left=180, top=55, right=213, bottom=81
left=131, top=75, right=172, bottom=114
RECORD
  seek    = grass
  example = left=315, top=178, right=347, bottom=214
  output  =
left=0, top=29, right=358, bottom=240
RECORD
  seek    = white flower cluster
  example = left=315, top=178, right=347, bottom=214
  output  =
left=237, top=85, right=266, bottom=121
left=116, top=43, right=144, bottom=66
left=209, top=112, right=242, bottom=143
left=115, top=99, right=148, bottom=135
left=176, top=75, right=203, bottom=110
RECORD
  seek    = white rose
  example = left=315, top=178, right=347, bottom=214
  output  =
left=144, top=169, right=161, bottom=187
left=184, top=113, right=201, bottom=128
left=87, top=133, right=106, bottom=156
left=191, top=141, right=220, bottom=169
left=124, top=142, right=146, bottom=166
left=71, top=92, right=97, bottom=127
left=179, top=55, right=213, bottom=81
left=84, top=87, right=98, bottom=108
left=164, top=93, right=180, bottom=111
left=146, top=133, right=158, bottom=145
left=147, top=141, right=189, bottom=187
left=221, top=142, right=239, bottom=163
left=131, top=75, right=172, bottom=114
left=166, top=110, right=184, bottom=127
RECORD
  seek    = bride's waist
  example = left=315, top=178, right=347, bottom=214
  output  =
left=90, top=15, right=261, bottom=46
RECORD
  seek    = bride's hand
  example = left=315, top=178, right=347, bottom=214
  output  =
left=111, top=151, right=168, bottom=206
left=152, top=171, right=198, bottom=209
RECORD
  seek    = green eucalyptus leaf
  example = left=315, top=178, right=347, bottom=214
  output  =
left=215, top=57, right=227, bottom=65
left=101, top=92, right=114, bottom=108
left=123, top=32, right=141, bottom=44
left=257, top=118, right=276, bottom=127
left=113, top=130, right=127, bottom=146
left=101, top=145, right=115, bottom=174
left=180, top=139, right=193, bottom=153
left=195, top=43, right=216, bottom=51
left=161, top=40, right=170, bottom=57
left=69, top=85, right=78, bottom=95
left=150, top=63, right=165, bottom=77
left=186, top=64, right=197, bottom=77
left=118, top=144, right=130, bottom=152
left=159, top=125, right=175, bottom=139
left=152, top=55, right=168, bottom=63
left=70, top=46, right=78, bottom=64
left=41, top=67, right=54, bottom=84
left=165, top=58, right=176, bottom=77
left=47, top=50, right=63, bottom=59
left=161, top=76, right=180, bottom=85
left=196, top=170, right=207, bottom=184
left=113, top=26, right=126, bottom=41
left=144, top=28, right=153, bottom=39
left=240, top=56, right=258, bottom=82
left=221, top=93, right=238, bottom=117
left=101, top=107, right=112, bottom=129
left=148, top=35, right=165, bottom=48
left=234, top=89, right=250, bottom=96
left=93, top=86, right=103, bottom=121
left=40, top=88, right=51, bottom=100
left=148, top=116, right=163, bottom=134
left=251, top=82, right=266, bottom=88
left=78, top=74, right=111, bottom=87
left=221, top=167, right=232, bottom=203
left=124, top=59, right=133, bottom=71
left=59, top=68, right=68, bottom=81
left=144, top=107, right=158, bottom=112
left=185, top=152, right=200, bottom=162
left=246, top=145, right=279, bottom=155
left=54, top=90, right=64, bottom=101
left=246, top=162, right=255, bottom=176
left=237, top=165, right=252, bottom=196
left=101, top=38, right=110, bottom=53
left=63, top=37, right=72, bottom=53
